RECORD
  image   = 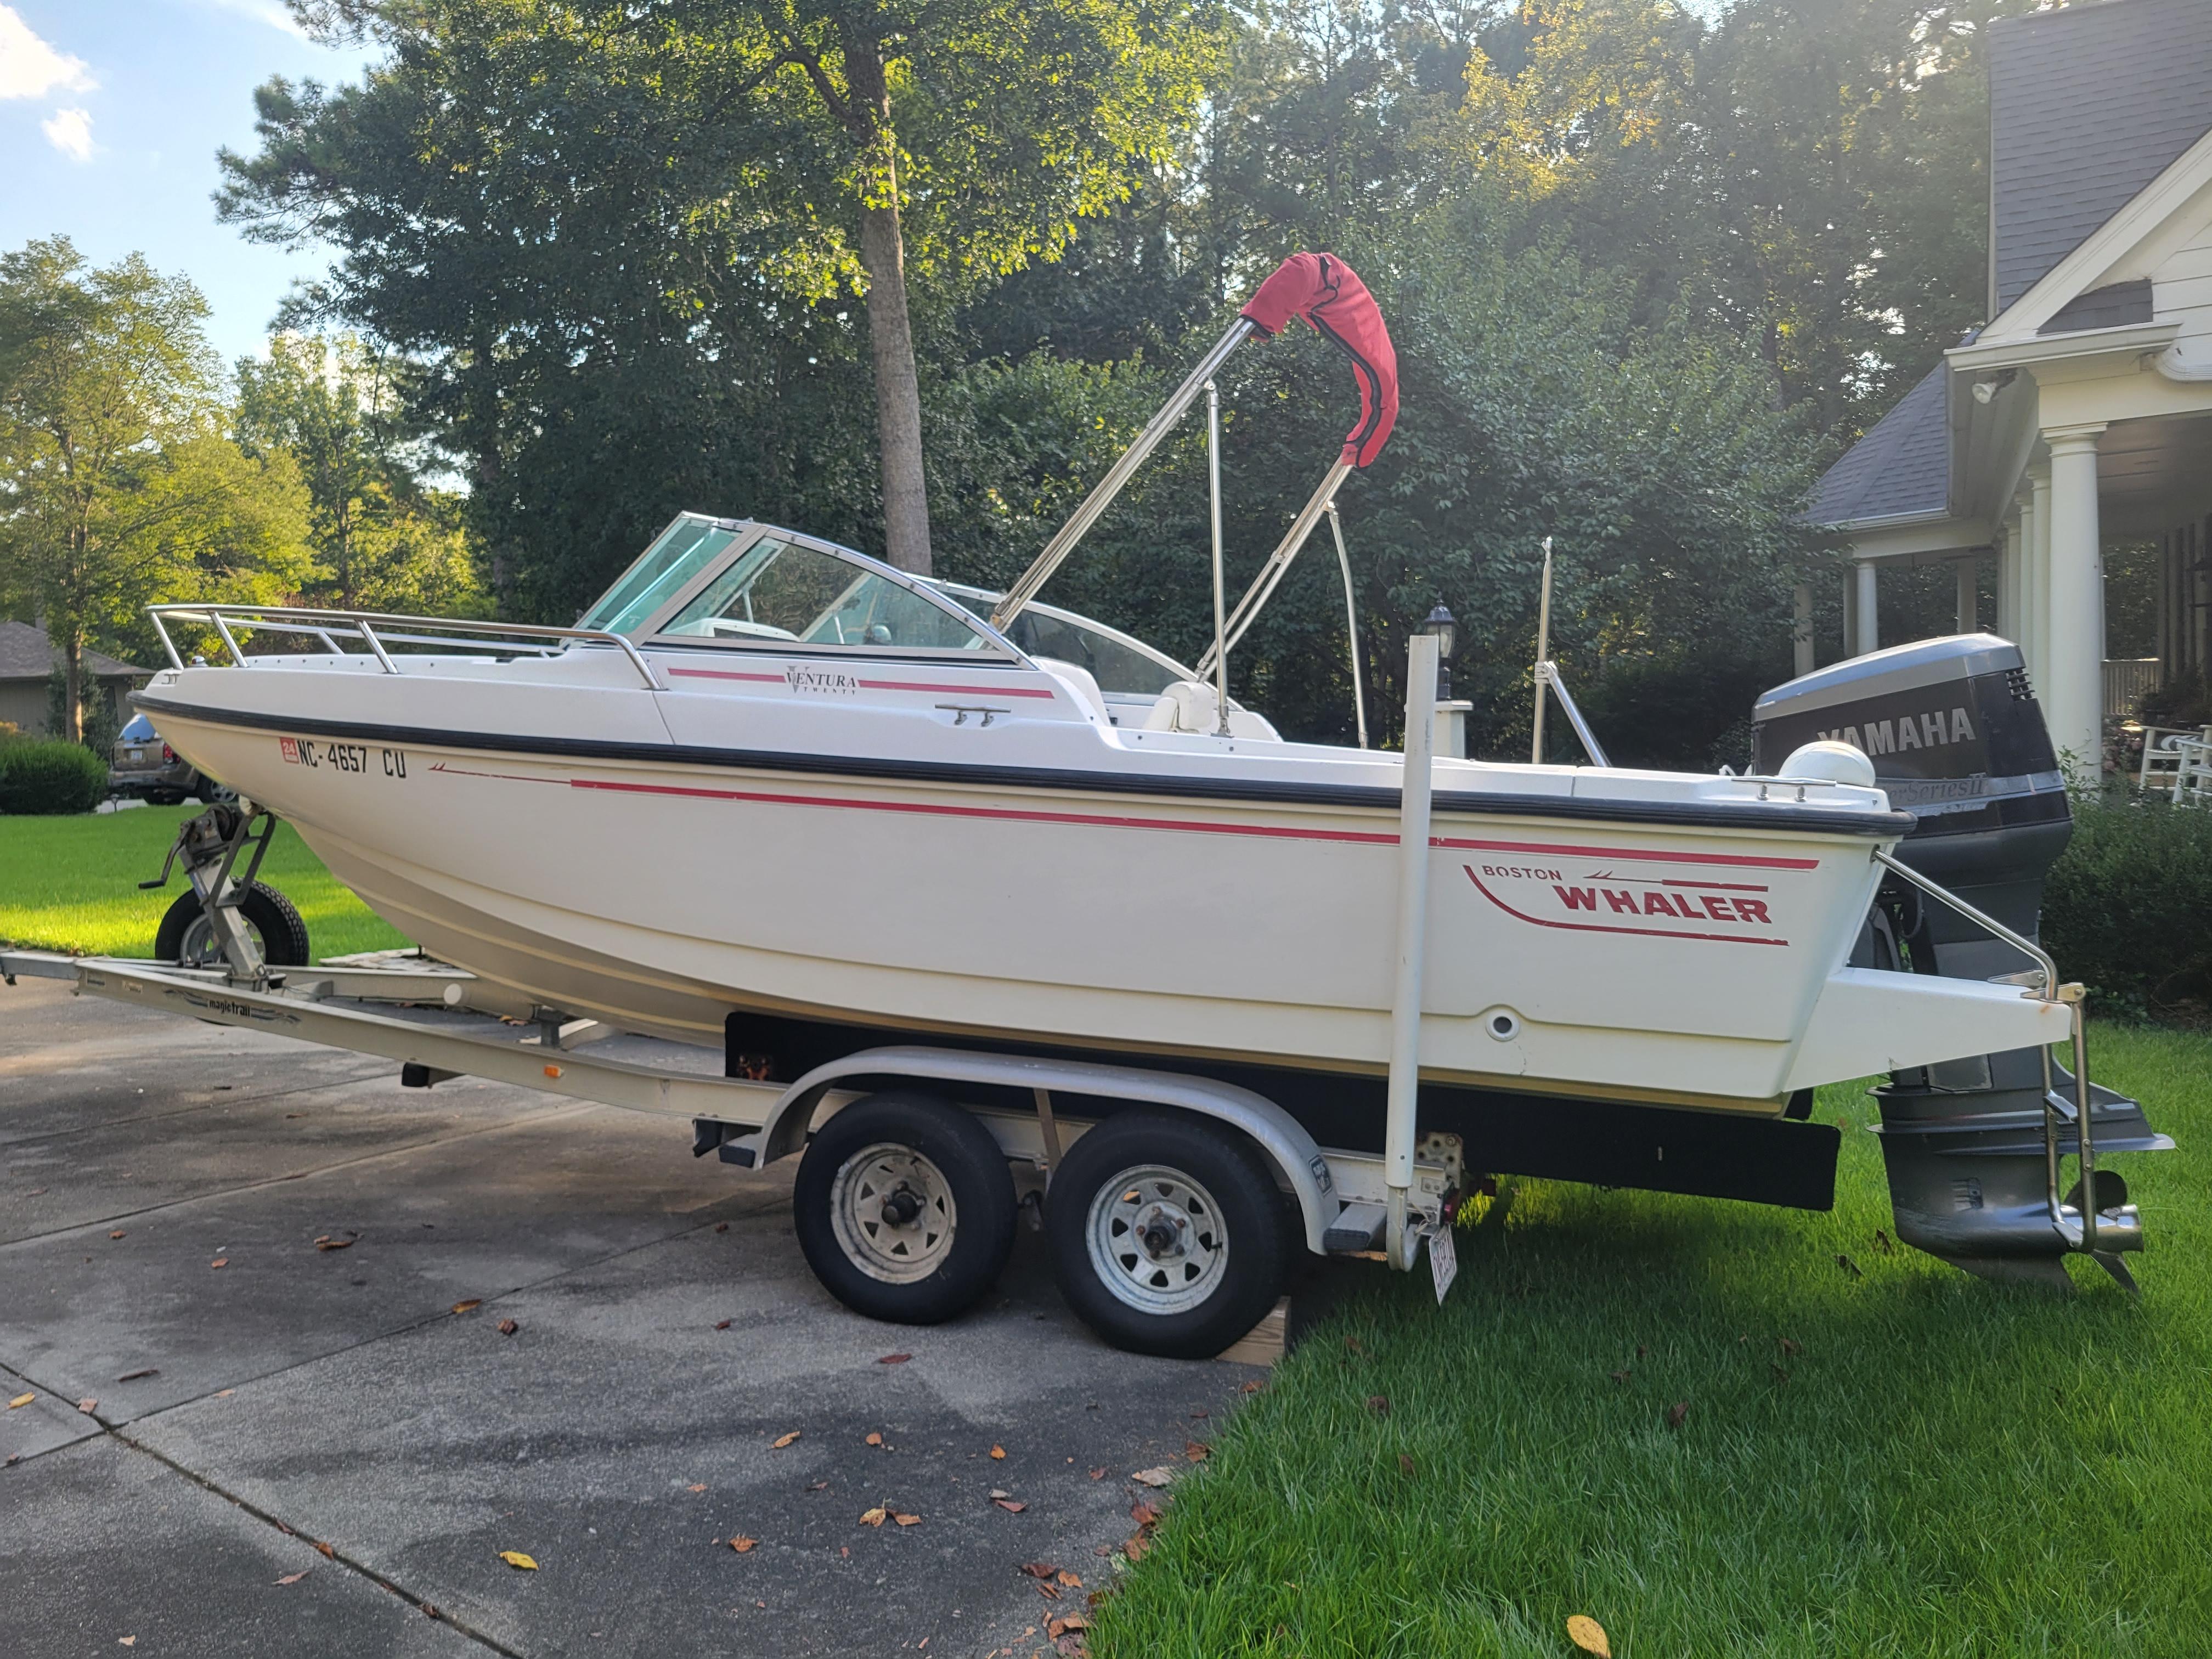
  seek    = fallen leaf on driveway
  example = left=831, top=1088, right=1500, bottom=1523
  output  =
left=1130, top=1467, right=1175, bottom=1488
left=1184, top=1441, right=1209, bottom=1462
left=772, top=1431, right=802, bottom=1449
left=497, top=1319, right=519, bottom=1336
left=1035, top=1580, right=1062, bottom=1600
left=1666, top=1401, right=1690, bottom=1430
left=77, top=1398, right=97, bottom=1414
left=1019, top=1562, right=1059, bottom=1578
left=859, top=1507, right=888, bottom=1527
left=715, top=1319, right=732, bottom=1330
left=210, top=1259, right=228, bottom=1270
left=865, top=1432, right=884, bottom=1447
left=275, top=1570, right=311, bottom=1586
left=1056, top=1570, right=1082, bottom=1588
left=730, top=1537, right=757, bottom=1553
left=1240, top=1380, right=1262, bottom=1393
left=989, top=1489, right=1011, bottom=1499
left=498, top=1551, right=538, bottom=1570
left=989, top=1444, right=1006, bottom=1459
left=117, top=1639, right=134, bottom=1648
left=109, top=1231, right=125, bottom=1240
left=1051, top=1612, right=1090, bottom=1634
left=876, top=1353, right=912, bottom=1365
left=1130, top=1501, right=1161, bottom=1528
left=714, top=1222, right=729, bottom=1233
left=1566, top=1613, right=1612, bottom=1656
left=892, top=1512, right=921, bottom=1527
left=993, top=1499, right=1027, bottom=1513
left=688, top=1483, right=707, bottom=1493
left=1087, top=1468, right=1105, bottom=1480
left=452, top=1300, right=481, bottom=1315
left=1122, top=1532, right=1149, bottom=1562
left=7, top=1393, right=32, bottom=1410
left=313, top=1237, right=352, bottom=1252
left=116, top=1369, right=158, bottom=1382
left=314, top=1542, right=335, bottom=1559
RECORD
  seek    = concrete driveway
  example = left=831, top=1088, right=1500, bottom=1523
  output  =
left=1, top=975, right=1260, bottom=1657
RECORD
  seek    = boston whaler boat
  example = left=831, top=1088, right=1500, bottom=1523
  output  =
left=43, top=253, right=2152, bottom=1355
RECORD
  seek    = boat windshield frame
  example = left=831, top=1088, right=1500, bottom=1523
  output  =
left=586, top=515, right=1031, bottom=667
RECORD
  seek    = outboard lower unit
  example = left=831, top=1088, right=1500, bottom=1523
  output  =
left=1753, top=635, right=2170, bottom=1289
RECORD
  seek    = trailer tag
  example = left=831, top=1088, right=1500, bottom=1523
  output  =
left=1429, top=1222, right=1458, bottom=1305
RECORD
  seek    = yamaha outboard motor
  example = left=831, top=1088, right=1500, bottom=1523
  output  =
left=1753, top=635, right=2169, bottom=1289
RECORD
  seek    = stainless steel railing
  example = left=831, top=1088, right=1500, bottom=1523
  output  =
left=146, top=603, right=661, bottom=690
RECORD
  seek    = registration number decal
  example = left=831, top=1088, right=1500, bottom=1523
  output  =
left=280, top=737, right=408, bottom=778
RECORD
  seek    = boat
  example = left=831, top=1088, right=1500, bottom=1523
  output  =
left=131, top=253, right=2069, bottom=1122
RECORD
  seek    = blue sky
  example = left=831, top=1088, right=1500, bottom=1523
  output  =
left=0, top=1, right=368, bottom=368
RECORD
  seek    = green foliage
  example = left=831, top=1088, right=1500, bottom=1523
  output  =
left=43, top=669, right=121, bottom=757
left=0, top=237, right=315, bottom=737
left=2043, top=797, right=2212, bottom=1015
left=234, top=334, right=483, bottom=616
left=0, top=738, right=109, bottom=816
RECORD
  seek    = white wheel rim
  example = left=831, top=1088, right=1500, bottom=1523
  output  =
left=829, top=1143, right=957, bottom=1284
left=1086, top=1164, right=1229, bottom=1316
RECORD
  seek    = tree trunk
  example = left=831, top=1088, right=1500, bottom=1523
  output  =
left=63, top=631, right=84, bottom=745
left=841, top=29, right=933, bottom=576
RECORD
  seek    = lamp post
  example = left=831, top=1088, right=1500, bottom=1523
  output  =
left=1423, top=604, right=1468, bottom=760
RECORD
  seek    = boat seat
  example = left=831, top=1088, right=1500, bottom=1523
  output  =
left=1033, top=657, right=1113, bottom=725
left=1142, top=680, right=1282, bottom=741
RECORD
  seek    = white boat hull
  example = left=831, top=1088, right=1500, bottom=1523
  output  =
left=139, top=651, right=2070, bottom=1114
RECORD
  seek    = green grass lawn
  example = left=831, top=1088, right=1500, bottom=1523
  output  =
left=1096, top=1024, right=2212, bottom=1659
left=0, top=804, right=410, bottom=960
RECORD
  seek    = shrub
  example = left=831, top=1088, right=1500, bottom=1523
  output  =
left=0, top=739, right=110, bottom=815
left=2041, top=796, right=2212, bottom=1015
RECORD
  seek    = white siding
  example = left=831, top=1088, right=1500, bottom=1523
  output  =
left=2151, top=213, right=2212, bottom=364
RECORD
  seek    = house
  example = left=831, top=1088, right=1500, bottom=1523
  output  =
left=1809, top=0, right=2212, bottom=772
left=0, top=620, right=148, bottom=737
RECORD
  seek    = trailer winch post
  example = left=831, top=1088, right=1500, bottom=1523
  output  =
left=1385, top=621, right=1444, bottom=1270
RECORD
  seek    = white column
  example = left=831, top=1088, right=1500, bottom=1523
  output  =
left=1854, top=560, right=1880, bottom=657
left=1955, top=558, right=1977, bottom=635
left=2023, top=469, right=2048, bottom=686
left=1996, top=516, right=2019, bottom=644
left=2042, top=425, right=2107, bottom=778
left=1792, top=582, right=1815, bottom=678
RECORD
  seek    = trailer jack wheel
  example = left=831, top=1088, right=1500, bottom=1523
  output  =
left=155, top=881, right=311, bottom=969
left=794, top=1092, right=1017, bottom=1325
left=1046, top=1111, right=1288, bottom=1359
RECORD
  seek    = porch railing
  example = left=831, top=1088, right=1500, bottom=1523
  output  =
left=2103, top=657, right=2162, bottom=719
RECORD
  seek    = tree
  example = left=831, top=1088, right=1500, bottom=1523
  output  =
left=234, top=334, right=482, bottom=614
left=219, top=0, right=1220, bottom=579
left=0, top=239, right=313, bottom=741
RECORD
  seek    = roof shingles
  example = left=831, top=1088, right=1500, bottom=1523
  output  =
left=0, top=619, right=145, bottom=683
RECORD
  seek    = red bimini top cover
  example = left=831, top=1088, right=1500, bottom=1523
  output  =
left=1239, top=252, right=1399, bottom=468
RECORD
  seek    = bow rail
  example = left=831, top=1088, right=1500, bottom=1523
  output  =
left=146, top=602, right=661, bottom=691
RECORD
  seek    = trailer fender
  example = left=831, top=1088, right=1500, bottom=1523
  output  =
left=749, top=1045, right=1337, bottom=1253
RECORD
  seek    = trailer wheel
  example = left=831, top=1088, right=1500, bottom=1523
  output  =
left=1046, top=1111, right=1288, bottom=1360
left=154, top=882, right=312, bottom=969
left=793, top=1092, right=1017, bottom=1325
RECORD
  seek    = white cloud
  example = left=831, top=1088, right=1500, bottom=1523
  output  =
left=202, top=0, right=308, bottom=38
left=42, top=105, right=92, bottom=162
left=0, top=5, right=94, bottom=101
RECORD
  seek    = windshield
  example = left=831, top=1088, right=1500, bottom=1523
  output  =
left=659, top=538, right=991, bottom=653
left=930, top=583, right=1187, bottom=697
left=580, top=517, right=742, bottom=637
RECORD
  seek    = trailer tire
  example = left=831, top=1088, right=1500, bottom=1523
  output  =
left=154, top=882, right=312, bottom=969
left=1046, top=1111, right=1288, bottom=1360
left=793, top=1092, right=1017, bottom=1326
